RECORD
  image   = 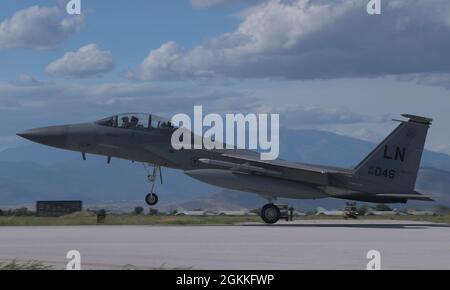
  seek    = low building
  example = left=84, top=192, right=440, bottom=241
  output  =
left=218, top=210, right=250, bottom=216
left=36, top=201, right=82, bottom=217
left=175, top=210, right=206, bottom=216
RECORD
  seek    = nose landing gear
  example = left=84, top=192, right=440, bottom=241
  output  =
left=145, top=192, right=159, bottom=206
left=143, top=163, right=162, bottom=206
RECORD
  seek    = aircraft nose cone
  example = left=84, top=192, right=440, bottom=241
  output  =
left=17, top=126, right=68, bottom=148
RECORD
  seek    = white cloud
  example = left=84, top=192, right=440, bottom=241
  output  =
left=0, top=5, right=84, bottom=49
left=248, top=104, right=388, bottom=130
left=131, top=0, right=355, bottom=80
left=279, top=106, right=384, bottom=125
left=398, top=74, right=450, bottom=90
left=132, top=0, right=450, bottom=82
left=127, top=42, right=187, bottom=80
left=46, top=44, right=115, bottom=78
left=0, top=79, right=240, bottom=116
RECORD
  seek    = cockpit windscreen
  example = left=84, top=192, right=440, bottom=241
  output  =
left=96, top=113, right=174, bottom=130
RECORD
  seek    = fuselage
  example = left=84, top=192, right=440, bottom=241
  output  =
left=18, top=113, right=432, bottom=204
left=17, top=121, right=334, bottom=200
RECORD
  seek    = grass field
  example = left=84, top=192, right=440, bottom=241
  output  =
left=0, top=259, right=191, bottom=270
left=0, top=214, right=449, bottom=226
left=0, top=215, right=262, bottom=226
left=0, top=260, right=53, bottom=270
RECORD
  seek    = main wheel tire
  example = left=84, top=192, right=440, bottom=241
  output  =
left=145, top=193, right=159, bottom=206
left=261, top=204, right=281, bottom=224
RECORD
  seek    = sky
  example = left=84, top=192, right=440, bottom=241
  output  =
left=0, top=0, right=450, bottom=154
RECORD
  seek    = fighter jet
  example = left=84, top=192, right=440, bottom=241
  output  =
left=18, top=113, right=434, bottom=224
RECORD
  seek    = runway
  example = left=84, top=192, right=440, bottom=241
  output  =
left=1, top=220, right=449, bottom=270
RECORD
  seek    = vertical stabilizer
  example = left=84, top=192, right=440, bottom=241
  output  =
left=353, top=114, right=432, bottom=193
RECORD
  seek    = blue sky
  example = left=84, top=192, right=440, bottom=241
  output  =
left=0, top=0, right=243, bottom=80
left=1, top=0, right=450, bottom=154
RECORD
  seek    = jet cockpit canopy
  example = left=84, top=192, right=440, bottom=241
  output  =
left=96, top=113, right=174, bottom=130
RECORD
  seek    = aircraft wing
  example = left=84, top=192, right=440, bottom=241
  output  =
left=201, top=150, right=352, bottom=185
left=221, top=151, right=351, bottom=174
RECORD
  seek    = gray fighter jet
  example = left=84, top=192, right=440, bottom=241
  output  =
left=18, top=113, right=433, bottom=224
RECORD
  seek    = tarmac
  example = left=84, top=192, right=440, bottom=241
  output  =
left=0, top=220, right=449, bottom=270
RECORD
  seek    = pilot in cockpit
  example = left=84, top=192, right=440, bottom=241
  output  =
left=160, top=121, right=174, bottom=129
left=130, top=116, right=139, bottom=128
left=121, top=116, right=130, bottom=128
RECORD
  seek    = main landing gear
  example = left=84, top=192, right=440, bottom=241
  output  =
left=260, top=203, right=291, bottom=224
left=143, top=163, right=162, bottom=206
left=261, top=203, right=281, bottom=224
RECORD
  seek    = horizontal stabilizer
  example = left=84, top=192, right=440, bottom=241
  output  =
left=400, top=114, right=433, bottom=125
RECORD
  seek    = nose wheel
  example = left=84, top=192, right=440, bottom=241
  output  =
left=145, top=193, right=159, bottom=206
left=143, top=163, right=162, bottom=206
